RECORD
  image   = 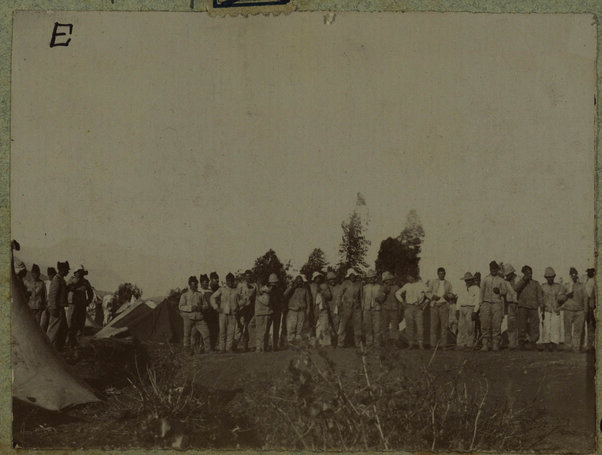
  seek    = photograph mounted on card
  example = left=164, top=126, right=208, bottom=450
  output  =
left=9, top=10, right=597, bottom=452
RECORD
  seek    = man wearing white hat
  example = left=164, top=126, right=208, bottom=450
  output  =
left=395, top=273, right=427, bottom=349
left=337, top=268, right=363, bottom=348
left=362, top=269, right=381, bottom=347
left=541, top=267, right=564, bottom=351
left=377, top=271, right=401, bottom=345
left=455, top=272, right=480, bottom=350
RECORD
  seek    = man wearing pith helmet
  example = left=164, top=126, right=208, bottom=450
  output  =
left=337, top=268, right=363, bottom=348
left=540, top=267, right=564, bottom=351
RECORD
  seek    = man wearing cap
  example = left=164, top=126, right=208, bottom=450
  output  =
left=377, top=271, right=401, bottom=346
left=337, top=268, right=363, bottom=348
left=26, top=264, right=47, bottom=327
left=284, top=274, right=312, bottom=344
left=541, top=267, right=564, bottom=351
left=179, top=276, right=211, bottom=355
left=314, top=273, right=334, bottom=346
left=513, top=265, right=544, bottom=350
left=584, top=268, right=595, bottom=351
left=210, top=273, right=241, bottom=353
left=455, top=272, right=480, bottom=350
left=66, top=266, right=94, bottom=347
left=426, top=267, right=454, bottom=350
left=47, top=261, right=70, bottom=351
left=559, top=267, right=587, bottom=352
left=237, top=270, right=257, bottom=352
left=503, top=264, right=519, bottom=350
left=479, top=261, right=508, bottom=352
left=396, top=273, right=427, bottom=349
left=362, top=269, right=381, bottom=347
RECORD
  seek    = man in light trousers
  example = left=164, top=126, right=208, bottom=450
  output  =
left=426, top=267, right=454, bottom=350
left=362, top=269, right=381, bottom=347
left=455, top=272, right=480, bottom=350
left=541, top=267, right=564, bottom=351
left=396, top=274, right=427, bottom=349
left=480, top=261, right=508, bottom=352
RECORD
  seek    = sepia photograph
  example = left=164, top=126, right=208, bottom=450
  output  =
left=9, top=10, right=597, bottom=451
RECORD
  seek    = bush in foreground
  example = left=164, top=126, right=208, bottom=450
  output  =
left=246, top=343, right=555, bottom=451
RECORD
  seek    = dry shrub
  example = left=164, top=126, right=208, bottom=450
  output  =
left=247, top=343, right=554, bottom=451
left=119, top=351, right=259, bottom=449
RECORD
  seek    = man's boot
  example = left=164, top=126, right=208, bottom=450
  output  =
left=480, top=341, right=490, bottom=352
left=417, top=341, right=425, bottom=350
left=408, top=341, right=415, bottom=349
left=492, top=342, right=499, bottom=352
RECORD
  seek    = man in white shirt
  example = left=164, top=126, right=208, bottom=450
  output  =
left=455, top=272, right=480, bottom=350
left=395, top=274, right=427, bottom=349
left=426, top=267, right=454, bottom=350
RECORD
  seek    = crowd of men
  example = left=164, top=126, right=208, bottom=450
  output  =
left=13, top=258, right=95, bottom=351
left=12, top=247, right=596, bottom=354
left=175, top=261, right=596, bottom=354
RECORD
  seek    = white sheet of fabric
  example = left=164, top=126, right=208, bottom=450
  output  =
left=541, top=312, right=562, bottom=343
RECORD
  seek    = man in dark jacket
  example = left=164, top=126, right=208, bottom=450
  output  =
left=47, top=261, right=70, bottom=351
left=66, top=265, right=94, bottom=347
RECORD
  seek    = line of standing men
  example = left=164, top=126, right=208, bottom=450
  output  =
left=177, top=261, right=595, bottom=355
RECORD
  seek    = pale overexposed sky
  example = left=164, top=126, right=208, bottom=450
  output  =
left=11, top=12, right=596, bottom=296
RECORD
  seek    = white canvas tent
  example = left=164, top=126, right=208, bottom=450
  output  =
left=12, top=267, right=99, bottom=411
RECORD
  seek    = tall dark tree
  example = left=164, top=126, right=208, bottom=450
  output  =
left=375, top=209, right=425, bottom=281
left=300, top=248, right=328, bottom=281
left=338, top=195, right=371, bottom=270
left=398, top=209, right=425, bottom=279
left=252, top=249, right=290, bottom=286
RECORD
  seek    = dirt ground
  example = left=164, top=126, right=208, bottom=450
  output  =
left=13, top=342, right=596, bottom=452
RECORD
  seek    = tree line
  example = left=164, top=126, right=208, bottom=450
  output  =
left=243, top=193, right=425, bottom=288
